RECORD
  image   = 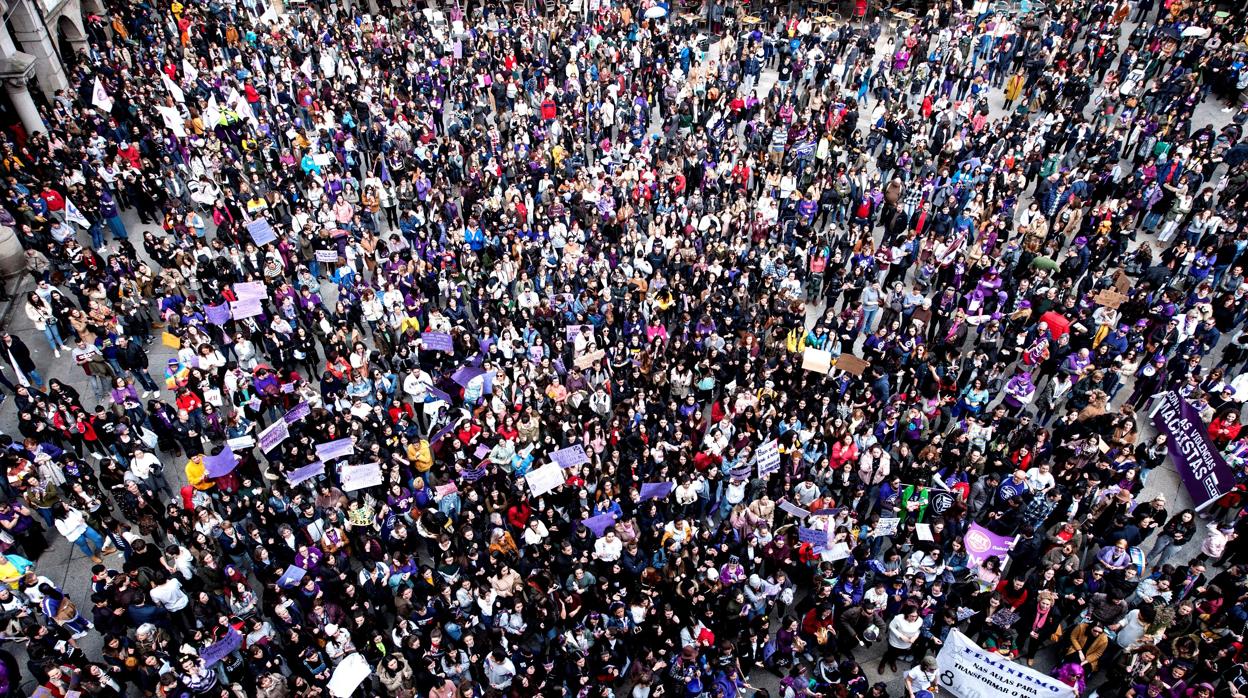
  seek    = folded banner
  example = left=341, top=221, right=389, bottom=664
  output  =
left=1150, top=391, right=1237, bottom=510
left=937, top=630, right=1075, bottom=698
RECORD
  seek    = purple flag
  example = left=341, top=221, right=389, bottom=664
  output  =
left=963, top=522, right=1014, bottom=566
left=203, top=445, right=238, bottom=478
left=451, top=365, right=486, bottom=388
left=640, top=481, right=674, bottom=501
left=1151, top=391, right=1237, bottom=510
left=581, top=512, right=616, bottom=536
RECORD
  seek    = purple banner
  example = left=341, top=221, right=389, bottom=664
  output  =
left=963, top=522, right=1014, bottom=566
left=640, top=481, right=674, bottom=501
left=1150, top=391, right=1238, bottom=510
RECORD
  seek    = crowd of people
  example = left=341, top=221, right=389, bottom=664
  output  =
left=0, top=0, right=1243, bottom=695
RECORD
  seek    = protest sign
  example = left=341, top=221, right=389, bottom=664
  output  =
left=205, top=303, right=231, bottom=325
left=937, top=630, right=1075, bottom=698
left=875, top=517, right=901, bottom=537
left=234, top=281, right=267, bottom=301
left=550, top=444, right=590, bottom=468
left=451, top=365, right=486, bottom=387
left=835, top=354, right=870, bottom=376
left=581, top=512, right=616, bottom=536
left=574, top=349, right=605, bottom=369
left=422, top=332, right=455, bottom=353
left=258, top=420, right=288, bottom=453
left=161, top=332, right=181, bottom=349
left=226, top=435, right=255, bottom=451
left=284, top=402, right=311, bottom=424
left=340, top=462, right=384, bottom=492
left=801, top=347, right=832, bottom=374
left=277, top=565, right=306, bottom=588
left=328, top=653, right=371, bottom=698
left=1150, top=391, right=1238, bottom=510
left=286, top=462, right=324, bottom=486
left=756, top=439, right=781, bottom=478
left=201, top=629, right=243, bottom=667
left=778, top=498, right=810, bottom=518
left=315, top=437, right=355, bottom=461
left=525, top=462, right=566, bottom=497
left=246, top=218, right=277, bottom=246
left=230, top=298, right=263, bottom=319
left=315, top=250, right=339, bottom=263
left=640, top=481, right=674, bottom=501
left=797, top=526, right=828, bottom=551
left=964, top=522, right=1015, bottom=566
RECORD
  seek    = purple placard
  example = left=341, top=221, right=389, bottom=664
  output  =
left=231, top=297, right=263, bottom=319
left=778, top=499, right=810, bottom=518
left=234, top=281, right=267, bottom=301
left=247, top=218, right=277, bottom=246
left=550, top=444, right=590, bottom=468
left=287, top=461, right=324, bottom=485
left=205, top=303, right=231, bottom=325
left=203, top=445, right=238, bottom=478
left=639, top=481, right=674, bottom=501
left=258, top=420, right=289, bottom=453
left=474, top=444, right=490, bottom=459
left=284, top=402, right=310, bottom=424
left=422, top=332, right=454, bottom=353
left=201, top=628, right=243, bottom=667
left=581, top=512, right=616, bottom=537
left=797, top=526, right=828, bottom=552
left=1150, top=391, right=1238, bottom=510
left=276, top=565, right=306, bottom=588
left=314, top=437, right=354, bottom=461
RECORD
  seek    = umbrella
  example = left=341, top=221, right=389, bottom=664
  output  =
left=644, top=5, right=668, bottom=18
left=1181, top=25, right=1209, bottom=38
left=742, top=14, right=761, bottom=23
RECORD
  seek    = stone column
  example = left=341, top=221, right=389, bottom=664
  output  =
left=0, top=52, right=43, bottom=135
left=7, top=0, right=68, bottom=94
left=6, top=76, right=43, bottom=134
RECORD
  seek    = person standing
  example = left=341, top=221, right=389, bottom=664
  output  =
left=0, top=333, right=40, bottom=388
left=51, top=503, right=112, bottom=564
left=115, top=336, right=160, bottom=397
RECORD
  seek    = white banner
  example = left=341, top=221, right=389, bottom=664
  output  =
left=937, top=631, right=1075, bottom=698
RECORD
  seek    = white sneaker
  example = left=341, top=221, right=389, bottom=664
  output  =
left=53, top=349, right=60, bottom=358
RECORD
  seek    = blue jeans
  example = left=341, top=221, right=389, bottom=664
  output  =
left=74, top=526, right=106, bottom=557
left=42, top=325, right=64, bottom=350
left=131, top=369, right=159, bottom=392
left=25, top=369, right=42, bottom=388
left=862, top=307, right=879, bottom=333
